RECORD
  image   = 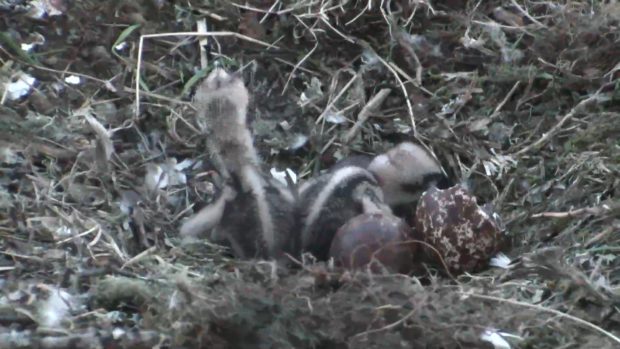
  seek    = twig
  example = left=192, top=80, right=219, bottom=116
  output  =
left=196, top=19, right=208, bottom=69
left=345, top=3, right=371, bottom=26
left=193, top=8, right=227, bottom=21
left=274, top=57, right=321, bottom=76
left=387, top=61, right=434, bottom=96
left=122, top=86, right=193, bottom=106
left=121, top=246, right=157, bottom=269
left=531, top=201, right=619, bottom=219
left=490, top=81, right=520, bottom=119
left=352, top=307, right=418, bottom=339
left=357, top=40, right=417, bottom=134
left=513, top=91, right=602, bottom=156
left=315, top=72, right=360, bottom=125
left=342, top=88, right=391, bottom=144
left=509, top=0, right=547, bottom=27
left=282, top=17, right=318, bottom=94
left=7, top=56, right=117, bottom=88
left=461, top=292, right=620, bottom=344
left=472, top=20, right=536, bottom=37
left=585, top=226, right=615, bottom=248
left=56, top=225, right=98, bottom=245
left=318, top=4, right=355, bottom=44
left=393, top=24, right=423, bottom=85
left=230, top=1, right=298, bottom=15
left=259, top=0, right=281, bottom=23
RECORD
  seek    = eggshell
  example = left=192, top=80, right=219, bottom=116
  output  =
left=328, top=212, right=416, bottom=274
left=414, top=184, right=503, bottom=274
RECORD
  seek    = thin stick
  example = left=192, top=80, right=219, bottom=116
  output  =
left=196, top=19, right=208, bottom=69
left=357, top=40, right=417, bottom=134
left=509, top=0, right=546, bottom=27
left=513, top=92, right=601, bottom=156
left=121, top=246, right=157, bottom=269
left=123, top=86, right=193, bottom=106
left=342, top=88, right=391, bottom=144
left=462, top=292, right=620, bottom=344
left=393, top=24, right=423, bottom=85
left=490, top=81, right=520, bottom=119
left=319, top=16, right=355, bottom=43
left=352, top=307, right=418, bottom=339
left=230, top=2, right=298, bottom=15
left=314, top=72, right=359, bottom=125
left=282, top=22, right=318, bottom=95
left=259, top=0, right=280, bottom=23
left=531, top=201, right=618, bottom=219
left=387, top=61, right=434, bottom=96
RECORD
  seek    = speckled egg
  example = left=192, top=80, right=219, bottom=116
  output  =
left=328, top=212, right=416, bottom=274
left=414, top=184, right=504, bottom=274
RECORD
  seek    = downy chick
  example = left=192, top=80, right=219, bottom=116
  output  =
left=367, top=142, right=451, bottom=208
left=297, top=166, right=393, bottom=261
left=330, top=142, right=451, bottom=210
left=194, top=68, right=260, bottom=179
left=180, top=68, right=297, bottom=261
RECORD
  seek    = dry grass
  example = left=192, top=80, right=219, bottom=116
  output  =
left=0, top=0, right=619, bottom=348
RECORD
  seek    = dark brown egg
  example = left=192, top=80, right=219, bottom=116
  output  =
left=328, top=212, right=416, bottom=274
left=414, top=184, right=504, bottom=274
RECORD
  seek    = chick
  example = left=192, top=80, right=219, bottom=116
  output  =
left=180, top=68, right=297, bottom=261
left=193, top=68, right=260, bottom=179
left=367, top=142, right=451, bottom=208
left=297, top=165, right=393, bottom=261
left=329, top=142, right=451, bottom=216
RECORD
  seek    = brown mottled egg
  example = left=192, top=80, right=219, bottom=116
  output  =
left=414, top=184, right=504, bottom=274
left=328, top=212, right=416, bottom=274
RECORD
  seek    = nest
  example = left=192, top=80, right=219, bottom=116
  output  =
left=0, top=0, right=619, bottom=348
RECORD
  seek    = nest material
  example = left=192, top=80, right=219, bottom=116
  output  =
left=0, top=0, right=619, bottom=348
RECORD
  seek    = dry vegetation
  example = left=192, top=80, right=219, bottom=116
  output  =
left=1, top=0, right=619, bottom=348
